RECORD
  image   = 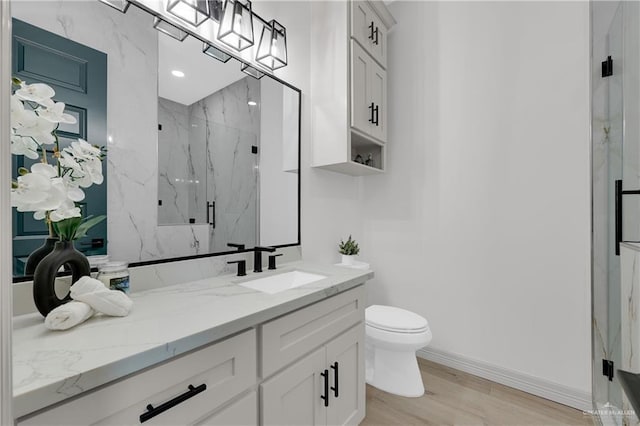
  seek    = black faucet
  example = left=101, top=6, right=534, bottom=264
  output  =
left=227, top=259, right=246, bottom=276
left=253, top=246, right=276, bottom=273
left=268, top=253, right=283, bottom=270
left=227, top=242, right=245, bottom=251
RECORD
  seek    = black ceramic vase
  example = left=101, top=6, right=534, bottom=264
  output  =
left=33, top=240, right=90, bottom=317
left=24, top=237, right=58, bottom=275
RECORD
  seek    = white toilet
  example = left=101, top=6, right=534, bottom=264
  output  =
left=365, top=305, right=432, bottom=397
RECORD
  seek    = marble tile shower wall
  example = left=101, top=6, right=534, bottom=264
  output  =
left=12, top=1, right=211, bottom=263
left=190, top=77, right=260, bottom=252
left=158, top=98, right=192, bottom=225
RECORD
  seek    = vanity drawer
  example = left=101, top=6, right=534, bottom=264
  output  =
left=18, top=329, right=257, bottom=426
left=261, top=286, right=364, bottom=378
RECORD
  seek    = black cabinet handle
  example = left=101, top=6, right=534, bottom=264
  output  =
left=139, top=384, right=207, bottom=423
left=331, top=362, right=339, bottom=398
left=320, top=369, right=329, bottom=407
left=374, top=104, right=379, bottom=126
left=368, top=22, right=379, bottom=45
left=368, top=102, right=375, bottom=123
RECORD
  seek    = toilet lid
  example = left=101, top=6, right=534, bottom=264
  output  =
left=365, top=305, right=429, bottom=333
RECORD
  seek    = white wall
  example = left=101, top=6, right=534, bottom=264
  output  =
left=358, top=1, right=592, bottom=405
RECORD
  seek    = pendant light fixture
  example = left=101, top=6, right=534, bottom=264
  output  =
left=218, top=0, right=254, bottom=52
left=203, top=43, right=232, bottom=63
left=241, top=63, right=264, bottom=79
left=256, top=20, right=287, bottom=70
left=98, top=0, right=129, bottom=13
left=166, top=0, right=209, bottom=27
left=153, top=17, right=188, bottom=42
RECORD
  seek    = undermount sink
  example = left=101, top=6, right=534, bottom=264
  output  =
left=238, top=270, right=327, bottom=294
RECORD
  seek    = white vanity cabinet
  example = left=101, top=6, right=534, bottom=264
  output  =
left=15, top=284, right=368, bottom=426
left=17, top=330, right=258, bottom=426
left=311, top=1, right=395, bottom=176
left=260, top=286, right=365, bottom=426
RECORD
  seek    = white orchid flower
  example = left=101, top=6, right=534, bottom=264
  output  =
left=10, top=95, right=38, bottom=128
left=37, top=102, right=77, bottom=124
left=49, top=199, right=81, bottom=222
left=15, top=82, right=55, bottom=106
left=11, top=163, right=64, bottom=215
left=10, top=132, right=40, bottom=159
left=16, top=115, right=56, bottom=145
left=60, top=139, right=104, bottom=187
left=71, top=139, right=102, bottom=158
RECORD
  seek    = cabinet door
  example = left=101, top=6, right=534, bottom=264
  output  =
left=350, top=41, right=372, bottom=137
left=261, top=347, right=327, bottom=426
left=326, top=325, right=365, bottom=426
left=351, top=1, right=387, bottom=68
left=368, top=59, right=387, bottom=143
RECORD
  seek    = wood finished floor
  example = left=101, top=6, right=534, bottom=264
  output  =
left=362, top=359, right=594, bottom=426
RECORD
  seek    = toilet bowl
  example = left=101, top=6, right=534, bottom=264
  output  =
left=365, top=305, right=432, bottom=397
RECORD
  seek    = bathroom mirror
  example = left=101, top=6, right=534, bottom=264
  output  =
left=157, top=34, right=300, bottom=254
left=11, top=0, right=300, bottom=280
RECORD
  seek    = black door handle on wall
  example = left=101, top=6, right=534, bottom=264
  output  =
left=615, top=179, right=640, bottom=256
left=320, top=369, right=329, bottom=407
left=616, top=179, right=623, bottom=256
left=331, top=362, right=339, bottom=398
left=139, top=384, right=207, bottom=423
left=206, top=201, right=215, bottom=228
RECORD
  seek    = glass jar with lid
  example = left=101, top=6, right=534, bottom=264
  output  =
left=96, top=261, right=130, bottom=293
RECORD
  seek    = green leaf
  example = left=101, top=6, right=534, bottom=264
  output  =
left=74, top=215, right=106, bottom=240
left=53, top=216, right=82, bottom=241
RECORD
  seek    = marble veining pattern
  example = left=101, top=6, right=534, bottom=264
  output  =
left=13, top=261, right=372, bottom=418
left=12, top=1, right=215, bottom=263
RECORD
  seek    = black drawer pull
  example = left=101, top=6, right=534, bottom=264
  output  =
left=320, top=369, right=329, bottom=407
left=331, top=361, right=339, bottom=398
left=139, top=384, right=207, bottom=423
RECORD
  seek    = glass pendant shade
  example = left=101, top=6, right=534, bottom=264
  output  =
left=241, top=63, right=264, bottom=79
left=256, top=20, right=287, bottom=70
left=98, top=0, right=130, bottom=13
left=203, top=43, right=232, bottom=63
left=153, top=17, right=188, bottom=42
left=167, top=0, right=209, bottom=27
left=218, top=0, right=254, bottom=51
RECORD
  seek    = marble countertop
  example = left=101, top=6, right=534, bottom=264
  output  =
left=12, top=261, right=373, bottom=418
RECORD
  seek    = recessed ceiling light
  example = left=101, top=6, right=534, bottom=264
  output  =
left=172, top=70, right=185, bottom=78
left=248, top=101, right=257, bottom=106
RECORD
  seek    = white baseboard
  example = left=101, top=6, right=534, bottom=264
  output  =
left=417, top=347, right=592, bottom=412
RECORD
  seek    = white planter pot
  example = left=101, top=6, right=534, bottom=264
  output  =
left=342, top=255, right=357, bottom=265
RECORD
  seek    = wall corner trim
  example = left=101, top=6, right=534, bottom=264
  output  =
left=417, top=348, right=592, bottom=412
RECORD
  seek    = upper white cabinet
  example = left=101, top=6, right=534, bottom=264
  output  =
left=351, top=1, right=388, bottom=68
left=351, top=41, right=387, bottom=143
left=311, top=1, right=395, bottom=176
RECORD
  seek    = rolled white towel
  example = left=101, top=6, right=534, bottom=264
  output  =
left=44, top=301, right=94, bottom=331
left=70, top=276, right=133, bottom=317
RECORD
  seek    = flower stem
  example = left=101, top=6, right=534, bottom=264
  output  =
left=46, top=213, right=54, bottom=238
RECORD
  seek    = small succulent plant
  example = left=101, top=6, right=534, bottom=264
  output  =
left=339, top=235, right=360, bottom=256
